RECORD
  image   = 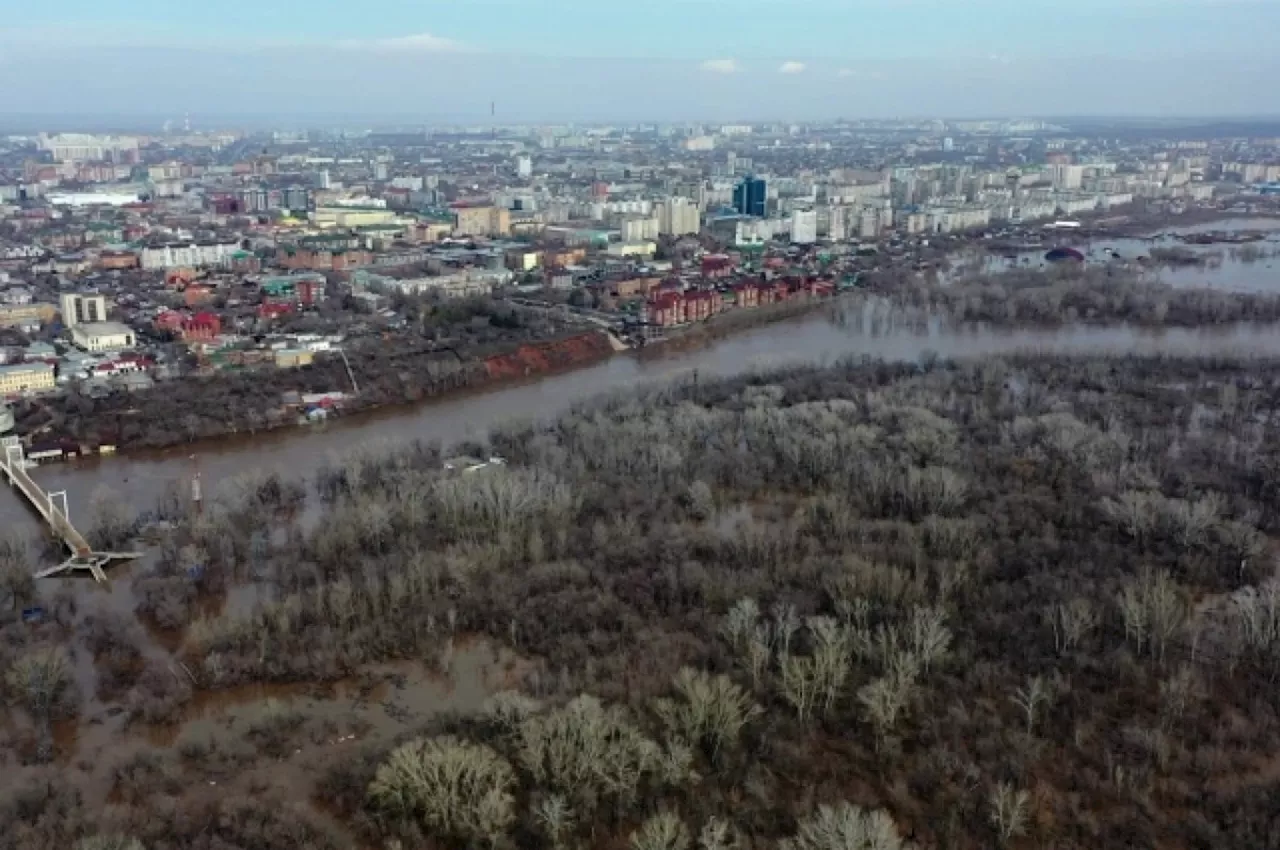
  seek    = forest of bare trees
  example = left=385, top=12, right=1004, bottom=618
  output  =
left=6, top=351, right=1280, bottom=848
left=867, top=262, right=1280, bottom=327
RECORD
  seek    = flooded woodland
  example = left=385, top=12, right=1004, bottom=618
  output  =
left=5, top=219, right=1280, bottom=849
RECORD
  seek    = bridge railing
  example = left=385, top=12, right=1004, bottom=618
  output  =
left=0, top=438, right=91, bottom=556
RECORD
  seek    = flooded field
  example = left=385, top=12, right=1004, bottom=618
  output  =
left=945, top=216, right=1280, bottom=290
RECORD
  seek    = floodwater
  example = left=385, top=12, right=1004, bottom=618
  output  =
left=5, top=217, right=1280, bottom=534
left=948, top=216, right=1280, bottom=291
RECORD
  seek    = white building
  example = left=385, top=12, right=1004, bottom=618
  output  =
left=619, top=216, right=661, bottom=242
left=791, top=210, right=818, bottom=245
left=858, top=209, right=882, bottom=240
left=904, top=212, right=929, bottom=235
left=46, top=192, right=142, bottom=207
left=516, top=155, right=533, bottom=178
left=39, top=133, right=139, bottom=163
left=657, top=197, right=700, bottom=236
left=71, top=321, right=136, bottom=352
left=139, top=241, right=239, bottom=270
left=823, top=205, right=850, bottom=240
left=1049, top=164, right=1085, bottom=191
left=360, top=268, right=512, bottom=300
left=1012, top=201, right=1058, bottom=223
left=928, top=206, right=991, bottom=233
left=59, top=293, right=107, bottom=328
left=1055, top=195, right=1100, bottom=216
left=605, top=241, right=657, bottom=259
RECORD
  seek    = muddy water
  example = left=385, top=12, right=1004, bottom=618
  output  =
left=4, top=217, right=1280, bottom=534
left=949, top=216, right=1280, bottom=290
left=8, top=313, right=1280, bottom=535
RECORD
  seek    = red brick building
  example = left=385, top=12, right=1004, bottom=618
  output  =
left=701, top=254, right=735, bottom=279
left=646, top=289, right=725, bottom=326
left=184, top=284, right=214, bottom=307
left=257, top=302, right=293, bottom=320
left=731, top=280, right=760, bottom=308
left=180, top=312, right=222, bottom=342
left=154, top=310, right=184, bottom=334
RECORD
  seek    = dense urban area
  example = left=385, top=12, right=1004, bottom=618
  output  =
left=6, top=116, right=1280, bottom=850
left=1, top=121, right=1279, bottom=452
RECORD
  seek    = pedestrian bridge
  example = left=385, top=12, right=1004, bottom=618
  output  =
left=0, top=436, right=138, bottom=581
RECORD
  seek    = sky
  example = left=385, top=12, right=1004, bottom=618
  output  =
left=1, top=0, right=1279, bottom=123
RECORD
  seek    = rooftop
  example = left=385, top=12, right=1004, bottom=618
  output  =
left=73, top=321, right=134, bottom=337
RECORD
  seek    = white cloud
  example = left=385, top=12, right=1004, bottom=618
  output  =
left=778, top=61, right=807, bottom=74
left=338, top=32, right=466, bottom=53
left=700, top=58, right=742, bottom=74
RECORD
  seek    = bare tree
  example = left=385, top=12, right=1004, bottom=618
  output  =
left=75, top=838, right=144, bottom=850
left=1044, top=597, right=1096, bottom=655
left=1118, top=568, right=1186, bottom=662
left=653, top=667, right=760, bottom=760
left=1009, top=675, right=1052, bottom=736
left=533, top=794, right=574, bottom=850
left=630, top=812, right=691, bottom=850
left=988, top=783, right=1031, bottom=845
left=697, top=817, right=740, bottom=850
left=368, top=735, right=516, bottom=849
left=781, top=801, right=914, bottom=850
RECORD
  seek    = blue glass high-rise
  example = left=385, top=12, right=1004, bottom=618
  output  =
left=733, top=176, right=767, bottom=217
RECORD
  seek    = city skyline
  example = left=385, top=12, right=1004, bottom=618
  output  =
left=3, top=0, right=1280, bottom=118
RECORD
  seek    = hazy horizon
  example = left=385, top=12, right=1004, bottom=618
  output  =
left=3, top=0, right=1280, bottom=122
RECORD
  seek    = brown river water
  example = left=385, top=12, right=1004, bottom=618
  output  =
left=7, top=310, right=1280, bottom=532
left=4, top=216, right=1280, bottom=532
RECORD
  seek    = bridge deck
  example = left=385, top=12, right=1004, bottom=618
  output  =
left=0, top=454, right=91, bottom=556
left=0, top=437, right=139, bottom=582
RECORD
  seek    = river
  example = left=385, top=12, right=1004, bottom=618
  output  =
left=6, top=217, right=1280, bottom=532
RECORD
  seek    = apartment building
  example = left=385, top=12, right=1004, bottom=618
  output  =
left=452, top=206, right=511, bottom=238
left=59, top=293, right=107, bottom=328
left=139, top=241, right=240, bottom=270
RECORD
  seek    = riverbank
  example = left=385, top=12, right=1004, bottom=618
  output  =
left=11, top=211, right=1280, bottom=472
left=636, top=290, right=840, bottom=356
left=14, top=329, right=616, bottom=461
left=17, top=293, right=838, bottom=462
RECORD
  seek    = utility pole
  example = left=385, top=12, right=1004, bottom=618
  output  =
left=190, top=454, right=202, bottom=516
left=337, top=347, right=360, bottom=394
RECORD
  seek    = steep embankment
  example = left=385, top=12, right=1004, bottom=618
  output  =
left=482, top=330, right=614, bottom=380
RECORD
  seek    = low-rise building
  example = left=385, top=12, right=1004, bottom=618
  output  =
left=0, top=362, right=55, bottom=394
left=275, top=348, right=315, bottom=368
left=0, top=302, right=57, bottom=329
left=71, top=321, right=136, bottom=352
